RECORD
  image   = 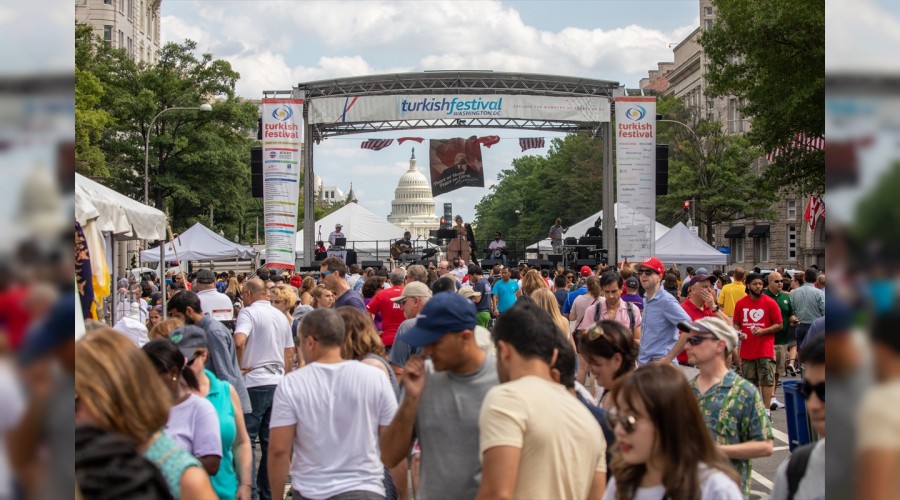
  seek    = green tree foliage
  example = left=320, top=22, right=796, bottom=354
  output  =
left=474, top=135, right=603, bottom=247
left=656, top=95, right=775, bottom=244
left=75, top=25, right=113, bottom=177
left=853, top=163, right=900, bottom=252
left=700, top=0, right=825, bottom=195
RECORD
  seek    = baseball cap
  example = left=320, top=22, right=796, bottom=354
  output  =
left=18, top=295, right=75, bottom=365
left=403, top=292, right=477, bottom=347
left=458, top=287, right=482, bottom=301
left=677, top=317, right=739, bottom=352
left=580, top=265, right=593, bottom=277
left=169, top=325, right=208, bottom=360
left=635, top=256, right=664, bottom=275
left=390, top=281, right=433, bottom=303
left=695, top=267, right=710, bottom=276
left=625, top=276, right=639, bottom=289
left=691, top=274, right=717, bottom=285
left=335, top=223, right=343, bottom=228
left=195, top=269, right=216, bottom=284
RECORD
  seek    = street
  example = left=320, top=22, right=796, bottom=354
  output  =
left=748, top=373, right=801, bottom=500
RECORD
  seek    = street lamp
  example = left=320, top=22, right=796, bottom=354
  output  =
left=657, top=118, right=704, bottom=156
left=143, top=103, right=213, bottom=204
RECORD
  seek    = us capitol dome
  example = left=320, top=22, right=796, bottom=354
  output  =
left=387, top=148, right=439, bottom=240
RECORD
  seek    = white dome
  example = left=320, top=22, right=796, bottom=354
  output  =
left=387, top=149, right=440, bottom=239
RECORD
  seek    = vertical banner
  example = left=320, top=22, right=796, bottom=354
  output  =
left=615, top=96, right=657, bottom=263
left=262, top=98, right=304, bottom=269
left=428, top=136, right=485, bottom=196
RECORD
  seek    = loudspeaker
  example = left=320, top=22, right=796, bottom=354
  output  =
left=656, top=144, right=669, bottom=196
left=548, top=254, right=563, bottom=264
left=250, top=146, right=263, bottom=198
left=575, top=258, right=599, bottom=268
left=480, top=259, right=501, bottom=268
left=361, top=260, right=384, bottom=269
left=525, top=259, right=552, bottom=269
left=435, top=229, right=457, bottom=239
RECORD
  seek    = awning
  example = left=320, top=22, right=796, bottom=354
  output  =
left=749, top=225, right=770, bottom=238
left=724, top=226, right=745, bottom=239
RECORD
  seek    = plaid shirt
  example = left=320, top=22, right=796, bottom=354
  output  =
left=691, top=370, right=773, bottom=499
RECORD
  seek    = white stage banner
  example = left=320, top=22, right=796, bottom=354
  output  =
left=309, top=94, right=610, bottom=124
left=615, top=96, right=657, bottom=263
left=262, top=98, right=304, bottom=270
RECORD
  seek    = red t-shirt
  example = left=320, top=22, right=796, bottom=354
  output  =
left=679, top=299, right=717, bottom=364
left=733, top=294, right=782, bottom=360
left=365, top=285, right=406, bottom=347
left=0, top=286, right=30, bottom=349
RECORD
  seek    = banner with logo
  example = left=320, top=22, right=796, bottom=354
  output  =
left=262, top=98, right=304, bottom=269
left=429, top=136, right=486, bottom=196
left=615, top=96, right=657, bottom=263
left=309, top=94, right=610, bottom=124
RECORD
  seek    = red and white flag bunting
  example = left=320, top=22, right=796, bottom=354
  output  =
left=766, top=134, right=825, bottom=162
left=803, top=195, right=825, bottom=230
left=360, top=139, right=394, bottom=151
left=477, top=135, right=501, bottom=148
left=520, top=137, right=545, bottom=152
left=397, top=137, right=424, bottom=144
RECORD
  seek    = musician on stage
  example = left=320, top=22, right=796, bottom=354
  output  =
left=488, top=231, right=508, bottom=266
left=447, top=215, right=471, bottom=262
left=548, top=218, right=566, bottom=254
left=391, top=231, right=415, bottom=261
left=584, top=218, right=601, bottom=238
left=328, top=223, right=345, bottom=247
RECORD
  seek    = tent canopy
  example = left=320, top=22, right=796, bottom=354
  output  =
left=527, top=203, right=670, bottom=251
left=75, top=173, right=167, bottom=239
left=654, top=222, right=727, bottom=265
left=141, top=222, right=257, bottom=262
left=295, top=202, right=406, bottom=257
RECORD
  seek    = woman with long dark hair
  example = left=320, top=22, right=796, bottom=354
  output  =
left=604, top=364, right=742, bottom=499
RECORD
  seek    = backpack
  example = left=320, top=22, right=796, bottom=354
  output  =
left=786, top=442, right=815, bottom=500
left=591, top=300, right=637, bottom=331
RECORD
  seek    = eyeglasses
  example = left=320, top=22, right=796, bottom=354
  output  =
left=606, top=408, right=639, bottom=434
left=686, top=335, right=718, bottom=346
left=320, top=270, right=334, bottom=276
left=798, top=380, right=825, bottom=402
left=637, top=270, right=656, bottom=276
left=772, top=280, right=783, bottom=283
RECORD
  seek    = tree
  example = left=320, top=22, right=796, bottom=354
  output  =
left=75, top=25, right=113, bottom=177
left=700, top=0, right=825, bottom=195
left=656, top=95, right=776, bottom=244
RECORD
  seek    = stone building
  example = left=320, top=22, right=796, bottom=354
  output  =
left=76, top=0, right=161, bottom=65
left=386, top=149, right=440, bottom=240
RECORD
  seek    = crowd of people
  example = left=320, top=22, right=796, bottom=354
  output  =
left=68, top=253, right=830, bottom=500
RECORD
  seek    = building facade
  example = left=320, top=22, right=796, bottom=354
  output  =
left=76, top=0, right=161, bottom=65
left=386, top=149, right=440, bottom=240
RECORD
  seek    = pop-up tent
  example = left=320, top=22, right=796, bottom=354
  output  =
left=654, top=222, right=728, bottom=265
left=141, top=222, right=257, bottom=262
left=527, top=203, right=671, bottom=253
left=295, top=202, right=406, bottom=259
left=75, top=173, right=167, bottom=240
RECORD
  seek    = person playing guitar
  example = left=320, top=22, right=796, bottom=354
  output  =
left=391, top=231, right=415, bottom=259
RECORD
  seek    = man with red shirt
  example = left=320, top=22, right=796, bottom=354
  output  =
left=366, top=268, right=408, bottom=351
left=733, top=273, right=783, bottom=415
left=679, top=272, right=731, bottom=366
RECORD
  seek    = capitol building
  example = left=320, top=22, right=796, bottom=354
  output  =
left=387, top=149, right=440, bottom=240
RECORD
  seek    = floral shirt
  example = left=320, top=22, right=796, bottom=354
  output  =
left=690, top=370, right=773, bottom=499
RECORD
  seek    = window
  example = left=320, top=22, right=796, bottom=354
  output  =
left=705, top=6, right=714, bottom=16
left=118, top=0, right=124, bottom=13
left=732, top=237, right=744, bottom=263
left=787, top=200, right=797, bottom=220
left=704, top=19, right=713, bottom=30
left=103, top=25, right=112, bottom=45
left=118, top=30, right=124, bottom=49
left=104, top=0, right=112, bottom=4
left=728, top=99, right=742, bottom=133
left=127, top=37, right=133, bottom=56
left=788, top=225, right=797, bottom=261
left=754, top=236, right=769, bottom=263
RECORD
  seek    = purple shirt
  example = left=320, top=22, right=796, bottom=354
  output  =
left=166, top=393, right=223, bottom=459
left=335, top=288, right=367, bottom=313
left=621, top=293, right=644, bottom=311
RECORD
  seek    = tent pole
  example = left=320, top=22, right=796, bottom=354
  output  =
left=111, top=235, right=118, bottom=325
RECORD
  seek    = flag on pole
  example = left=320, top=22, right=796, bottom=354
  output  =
left=519, top=137, right=545, bottom=152
left=361, top=139, right=394, bottom=151
left=803, top=195, right=825, bottom=230
left=766, top=134, right=825, bottom=162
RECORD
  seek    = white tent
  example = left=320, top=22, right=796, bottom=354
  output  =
left=75, top=173, right=167, bottom=240
left=295, top=202, right=406, bottom=259
left=654, top=222, right=728, bottom=265
left=527, top=203, right=670, bottom=252
left=140, top=222, right=257, bottom=262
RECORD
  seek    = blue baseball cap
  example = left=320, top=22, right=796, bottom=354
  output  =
left=19, top=295, right=75, bottom=365
left=403, top=291, right=477, bottom=347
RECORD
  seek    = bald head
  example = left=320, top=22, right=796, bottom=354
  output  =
left=243, top=278, right=267, bottom=305
left=767, top=272, right=783, bottom=293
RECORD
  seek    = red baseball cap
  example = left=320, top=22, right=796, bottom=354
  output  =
left=580, top=265, right=593, bottom=277
left=635, top=256, right=664, bottom=276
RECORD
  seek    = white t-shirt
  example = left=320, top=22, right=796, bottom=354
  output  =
left=197, top=288, right=235, bottom=321
left=0, top=362, right=24, bottom=497
left=603, top=467, right=742, bottom=500
left=270, top=361, right=398, bottom=499
left=234, top=300, right=294, bottom=388
left=165, top=393, right=223, bottom=459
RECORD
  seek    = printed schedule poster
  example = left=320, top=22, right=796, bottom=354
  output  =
left=262, top=98, right=304, bottom=269
left=614, top=96, right=657, bottom=263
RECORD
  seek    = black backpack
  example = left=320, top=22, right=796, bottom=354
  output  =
left=786, top=442, right=816, bottom=500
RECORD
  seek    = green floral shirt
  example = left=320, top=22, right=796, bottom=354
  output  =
left=691, top=370, right=773, bottom=499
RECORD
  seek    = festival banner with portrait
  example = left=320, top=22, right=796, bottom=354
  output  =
left=428, top=136, right=486, bottom=196
left=262, top=98, right=304, bottom=269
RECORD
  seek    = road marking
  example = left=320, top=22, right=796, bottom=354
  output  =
left=771, top=427, right=789, bottom=444
left=773, top=445, right=789, bottom=451
left=752, top=470, right=774, bottom=490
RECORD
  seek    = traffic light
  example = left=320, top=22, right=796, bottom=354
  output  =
left=683, top=200, right=690, bottom=213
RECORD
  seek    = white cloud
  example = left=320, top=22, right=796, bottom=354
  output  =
left=826, top=0, right=900, bottom=72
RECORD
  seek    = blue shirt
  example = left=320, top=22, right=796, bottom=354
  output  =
left=492, top=279, right=519, bottom=313
left=562, top=286, right=588, bottom=314
left=639, top=288, right=691, bottom=366
left=791, top=283, right=825, bottom=324
left=473, top=279, right=492, bottom=312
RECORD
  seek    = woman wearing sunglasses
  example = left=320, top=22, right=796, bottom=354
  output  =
left=604, top=364, right=742, bottom=499
left=578, top=320, right=639, bottom=409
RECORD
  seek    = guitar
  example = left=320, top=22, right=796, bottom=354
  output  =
left=391, top=241, right=414, bottom=259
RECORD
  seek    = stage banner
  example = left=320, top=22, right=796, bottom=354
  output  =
left=310, top=94, right=610, bottom=124
left=615, top=96, right=657, bottom=263
left=429, top=136, right=486, bottom=196
left=262, top=98, right=304, bottom=269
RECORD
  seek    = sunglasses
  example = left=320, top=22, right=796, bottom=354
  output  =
left=686, top=335, right=719, bottom=346
left=320, top=270, right=334, bottom=276
left=637, top=270, right=657, bottom=276
left=606, top=408, right=639, bottom=434
left=798, top=380, right=825, bottom=402
left=771, top=280, right=783, bottom=283
left=587, top=323, right=610, bottom=342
